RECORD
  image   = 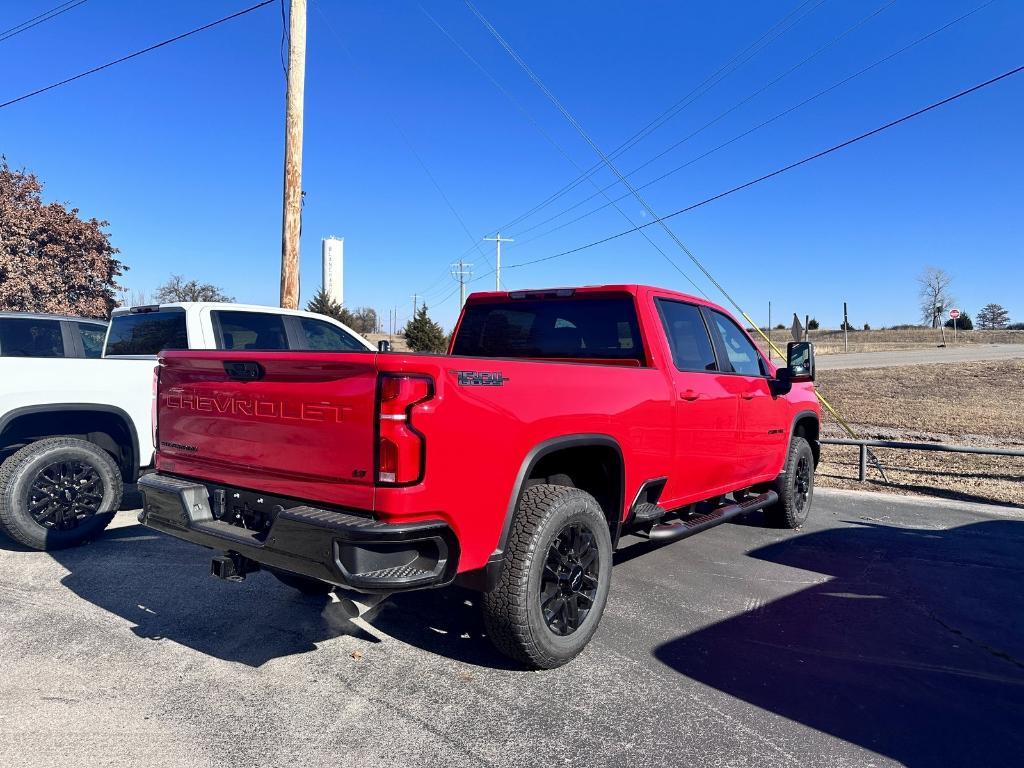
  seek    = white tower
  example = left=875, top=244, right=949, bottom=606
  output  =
left=322, top=236, right=344, bottom=306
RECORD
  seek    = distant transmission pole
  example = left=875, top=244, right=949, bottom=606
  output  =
left=483, top=233, right=513, bottom=291
left=451, top=260, right=473, bottom=308
left=411, top=293, right=419, bottom=316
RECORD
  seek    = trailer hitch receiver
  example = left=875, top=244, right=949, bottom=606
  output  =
left=211, top=552, right=259, bottom=582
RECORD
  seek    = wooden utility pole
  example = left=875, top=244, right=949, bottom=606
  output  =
left=279, top=0, right=307, bottom=309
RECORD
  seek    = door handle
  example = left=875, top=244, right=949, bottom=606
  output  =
left=740, top=391, right=757, bottom=400
left=679, top=390, right=702, bottom=401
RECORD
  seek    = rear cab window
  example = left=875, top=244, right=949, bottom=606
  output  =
left=105, top=309, right=188, bottom=356
left=0, top=318, right=65, bottom=358
left=452, top=293, right=645, bottom=364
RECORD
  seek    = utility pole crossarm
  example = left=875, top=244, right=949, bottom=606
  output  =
left=483, top=233, right=513, bottom=291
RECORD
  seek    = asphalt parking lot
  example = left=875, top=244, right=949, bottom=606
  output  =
left=1, top=489, right=1022, bottom=768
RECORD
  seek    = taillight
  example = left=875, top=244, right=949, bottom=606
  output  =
left=151, top=365, right=160, bottom=451
left=376, top=374, right=433, bottom=484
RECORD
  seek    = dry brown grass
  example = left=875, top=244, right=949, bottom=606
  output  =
left=815, top=360, right=1024, bottom=506
left=754, top=327, right=1024, bottom=355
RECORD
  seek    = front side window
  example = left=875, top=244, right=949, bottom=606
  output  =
left=299, top=317, right=367, bottom=351
left=656, top=299, right=717, bottom=372
left=214, top=311, right=288, bottom=351
left=77, top=323, right=107, bottom=358
left=708, top=311, right=765, bottom=376
left=106, top=311, right=188, bottom=356
left=0, top=318, right=64, bottom=357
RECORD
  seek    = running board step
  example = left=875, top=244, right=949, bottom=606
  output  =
left=632, top=502, right=667, bottom=524
left=647, top=491, right=779, bottom=543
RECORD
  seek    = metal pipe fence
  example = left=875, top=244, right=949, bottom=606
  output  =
left=820, top=438, right=1024, bottom=482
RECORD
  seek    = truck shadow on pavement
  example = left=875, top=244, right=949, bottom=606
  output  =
left=44, top=514, right=518, bottom=669
left=653, top=517, right=1024, bottom=767
left=47, top=520, right=380, bottom=667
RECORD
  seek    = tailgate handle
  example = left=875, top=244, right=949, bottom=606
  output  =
left=224, top=361, right=264, bottom=381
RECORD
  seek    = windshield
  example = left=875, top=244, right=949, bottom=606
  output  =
left=452, top=296, right=643, bottom=363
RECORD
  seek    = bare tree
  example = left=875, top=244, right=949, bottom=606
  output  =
left=917, top=267, right=954, bottom=328
left=155, top=274, right=233, bottom=303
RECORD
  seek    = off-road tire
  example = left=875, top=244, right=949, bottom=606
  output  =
left=0, top=438, right=122, bottom=550
left=765, top=436, right=815, bottom=529
left=482, top=484, right=613, bottom=669
left=269, top=568, right=335, bottom=595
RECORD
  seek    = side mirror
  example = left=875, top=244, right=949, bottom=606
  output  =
left=785, top=341, right=815, bottom=382
left=377, top=340, right=391, bottom=352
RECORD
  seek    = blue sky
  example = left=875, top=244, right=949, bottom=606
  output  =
left=2, top=0, right=1021, bottom=330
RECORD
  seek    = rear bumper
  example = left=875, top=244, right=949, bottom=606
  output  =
left=138, top=473, right=458, bottom=593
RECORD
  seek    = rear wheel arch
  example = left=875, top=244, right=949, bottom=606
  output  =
left=495, top=435, right=625, bottom=561
left=0, top=404, right=140, bottom=482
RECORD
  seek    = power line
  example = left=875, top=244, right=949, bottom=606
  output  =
left=0, top=0, right=89, bottom=44
left=488, top=0, right=829, bottom=236
left=506, top=0, right=905, bottom=241
left=504, top=64, right=1024, bottom=271
left=0, top=1, right=275, bottom=111
left=430, top=2, right=708, bottom=298
left=465, top=0, right=725, bottom=301
left=310, top=0, right=500, bottom=298
left=505, top=0, right=998, bottom=250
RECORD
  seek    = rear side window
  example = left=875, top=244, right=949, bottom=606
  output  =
left=656, top=300, right=717, bottom=372
left=106, top=311, right=188, bottom=356
left=451, top=296, right=643, bottom=363
left=214, top=311, right=288, bottom=351
left=0, top=318, right=64, bottom=357
left=299, top=317, right=367, bottom=351
left=708, top=311, right=765, bottom=376
left=77, top=323, right=106, bottom=358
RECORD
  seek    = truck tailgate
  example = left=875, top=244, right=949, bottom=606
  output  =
left=156, top=351, right=377, bottom=510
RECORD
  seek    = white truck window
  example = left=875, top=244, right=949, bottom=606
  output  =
left=0, top=318, right=65, bottom=358
left=106, top=310, right=188, bottom=356
left=213, top=311, right=289, bottom=351
left=299, top=317, right=367, bottom=351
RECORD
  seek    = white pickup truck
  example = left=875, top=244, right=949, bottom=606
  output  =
left=0, top=302, right=374, bottom=550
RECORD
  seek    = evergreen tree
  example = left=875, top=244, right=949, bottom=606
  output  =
left=403, top=305, right=448, bottom=352
left=306, top=288, right=344, bottom=321
left=976, top=303, right=1010, bottom=329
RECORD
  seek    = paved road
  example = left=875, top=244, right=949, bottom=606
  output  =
left=2, top=490, right=1022, bottom=768
left=815, top=342, right=1024, bottom=370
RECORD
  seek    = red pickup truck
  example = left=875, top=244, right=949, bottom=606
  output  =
left=139, top=285, right=820, bottom=668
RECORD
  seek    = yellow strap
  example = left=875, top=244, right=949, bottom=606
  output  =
left=739, top=311, right=861, bottom=441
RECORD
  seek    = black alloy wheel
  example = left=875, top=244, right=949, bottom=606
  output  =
left=29, top=460, right=105, bottom=531
left=540, top=522, right=601, bottom=636
left=794, top=454, right=812, bottom=515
